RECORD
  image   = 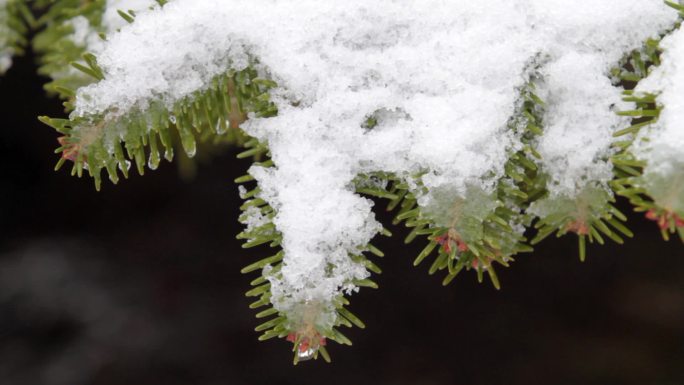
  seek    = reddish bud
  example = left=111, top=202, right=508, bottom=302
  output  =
left=435, top=234, right=451, bottom=253
left=457, top=240, right=469, bottom=252
left=436, top=231, right=469, bottom=254
left=57, top=136, right=81, bottom=162
left=658, top=216, right=668, bottom=231
left=674, top=214, right=684, bottom=228
left=287, top=331, right=326, bottom=353
left=566, top=220, right=589, bottom=235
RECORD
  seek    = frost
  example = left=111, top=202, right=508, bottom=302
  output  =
left=70, top=0, right=679, bottom=324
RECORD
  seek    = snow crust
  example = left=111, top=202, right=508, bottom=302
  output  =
left=635, top=26, right=684, bottom=213
left=70, top=0, right=678, bottom=327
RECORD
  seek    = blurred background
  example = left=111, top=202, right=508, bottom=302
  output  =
left=1, top=49, right=683, bottom=385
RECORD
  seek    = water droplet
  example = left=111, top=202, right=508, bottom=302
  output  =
left=297, top=347, right=316, bottom=361
left=215, top=119, right=227, bottom=134
left=185, top=145, right=197, bottom=158
left=120, top=160, right=131, bottom=172
left=181, top=134, right=197, bottom=158
left=148, top=153, right=160, bottom=170
left=164, top=148, right=174, bottom=162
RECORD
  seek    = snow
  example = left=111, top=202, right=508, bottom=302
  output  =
left=69, top=0, right=679, bottom=327
left=67, top=0, right=161, bottom=55
left=61, top=0, right=162, bottom=83
left=102, top=0, right=159, bottom=30
left=67, top=16, right=102, bottom=51
left=634, top=26, right=684, bottom=214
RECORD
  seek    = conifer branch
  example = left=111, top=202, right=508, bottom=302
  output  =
left=40, top=64, right=277, bottom=189
left=32, top=0, right=107, bottom=99
left=0, top=0, right=34, bottom=74
left=237, top=142, right=382, bottom=363
left=28, top=0, right=684, bottom=363
left=612, top=16, right=684, bottom=242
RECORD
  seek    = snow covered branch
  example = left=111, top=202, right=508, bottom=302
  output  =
left=37, top=0, right=684, bottom=362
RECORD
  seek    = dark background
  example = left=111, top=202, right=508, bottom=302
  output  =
left=1, top=49, right=683, bottom=385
